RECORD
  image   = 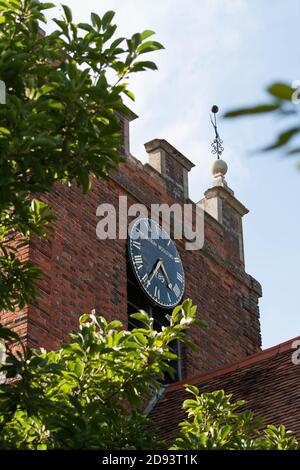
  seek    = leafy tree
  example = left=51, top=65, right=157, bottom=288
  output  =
left=171, top=386, right=299, bottom=450
left=0, top=0, right=163, bottom=311
left=224, top=81, right=300, bottom=167
left=0, top=300, right=204, bottom=450
left=0, top=2, right=297, bottom=452
left=0, top=299, right=297, bottom=450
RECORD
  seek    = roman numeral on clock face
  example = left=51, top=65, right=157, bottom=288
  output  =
left=141, top=273, right=148, bottom=284
left=154, top=286, right=160, bottom=300
left=133, top=255, right=143, bottom=270
left=132, top=241, right=141, bottom=250
left=176, top=272, right=184, bottom=283
left=173, top=283, right=181, bottom=298
left=174, top=257, right=181, bottom=263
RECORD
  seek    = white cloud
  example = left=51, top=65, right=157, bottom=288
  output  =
left=45, top=0, right=258, bottom=199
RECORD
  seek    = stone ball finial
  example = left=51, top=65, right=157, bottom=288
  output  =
left=211, top=158, right=228, bottom=178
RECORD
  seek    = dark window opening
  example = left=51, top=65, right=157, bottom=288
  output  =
left=127, top=262, right=182, bottom=383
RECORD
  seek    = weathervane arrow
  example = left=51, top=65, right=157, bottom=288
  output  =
left=210, top=105, right=224, bottom=159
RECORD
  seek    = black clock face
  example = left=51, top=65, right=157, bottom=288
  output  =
left=128, top=218, right=185, bottom=308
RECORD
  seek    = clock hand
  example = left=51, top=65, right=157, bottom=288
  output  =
left=145, top=259, right=162, bottom=284
left=160, top=260, right=173, bottom=289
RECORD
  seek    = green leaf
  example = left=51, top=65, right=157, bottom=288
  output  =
left=29, top=137, right=57, bottom=148
left=287, top=147, right=300, bottom=155
left=185, top=384, right=199, bottom=396
left=103, top=24, right=117, bottom=42
left=0, top=127, right=11, bottom=135
left=41, top=3, right=55, bottom=10
left=131, top=33, right=143, bottom=48
left=74, top=362, right=84, bottom=376
left=53, top=18, right=69, bottom=35
left=47, top=99, right=65, bottom=110
left=77, top=167, right=92, bottom=193
left=0, top=326, right=21, bottom=343
left=132, top=332, right=148, bottom=346
left=193, top=318, right=208, bottom=328
left=108, top=320, right=122, bottom=329
left=79, top=314, right=91, bottom=324
left=123, top=89, right=135, bottom=101
left=110, top=37, right=125, bottom=50
left=37, top=444, right=47, bottom=450
left=131, top=61, right=158, bottom=72
left=78, top=22, right=93, bottom=32
left=267, top=82, right=294, bottom=101
left=102, top=10, right=115, bottom=27
left=98, top=117, right=110, bottom=125
left=224, top=104, right=280, bottom=118
left=91, top=12, right=101, bottom=29
left=263, top=127, right=300, bottom=151
left=140, top=30, right=155, bottom=40
left=62, top=4, right=72, bottom=23
left=137, top=41, right=164, bottom=55
left=130, top=311, right=151, bottom=327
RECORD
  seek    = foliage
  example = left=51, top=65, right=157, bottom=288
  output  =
left=0, top=298, right=297, bottom=450
left=171, top=386, right=299, bottom=450
left=224, top=81, right=300, bottom=166
left=0, top=0, right=163, bottom=310
left=0, top=300, right=204, bottom=450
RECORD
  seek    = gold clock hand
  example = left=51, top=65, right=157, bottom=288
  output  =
left=146, top=259, right=162, bottom=284
left=160, top=260, right=172, bottom=289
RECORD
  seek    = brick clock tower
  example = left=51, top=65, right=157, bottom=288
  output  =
left=2, top=110, right=262, bottom=380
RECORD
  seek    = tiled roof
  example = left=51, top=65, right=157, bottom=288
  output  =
left=150, top=336, right=300, bottom=443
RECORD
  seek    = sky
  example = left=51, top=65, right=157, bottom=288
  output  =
left=46, top=0, right=300, bottom=349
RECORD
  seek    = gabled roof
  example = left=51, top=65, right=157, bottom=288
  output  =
left=150, top=336, right=300, bottom=442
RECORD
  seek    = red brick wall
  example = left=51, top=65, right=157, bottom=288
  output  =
left=1, top=151, right=262, bottom=378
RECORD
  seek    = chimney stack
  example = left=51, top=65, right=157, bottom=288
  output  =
left=199, top=158, right=248, bottom=265
left=144, top=139, right=194, bottom=201
left=117, top=105, right=138, bottom=157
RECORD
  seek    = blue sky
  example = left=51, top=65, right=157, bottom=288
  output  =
left=46, top=0, right=300, bottom=348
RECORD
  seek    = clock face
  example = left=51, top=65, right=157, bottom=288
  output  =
left=128, top=218, right=185, bottom=308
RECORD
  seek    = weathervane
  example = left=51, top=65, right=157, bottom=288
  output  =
left=210, top=105, right=224, bottom=159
